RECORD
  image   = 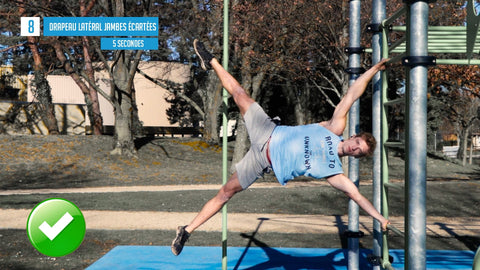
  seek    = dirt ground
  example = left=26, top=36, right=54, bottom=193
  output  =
left=1, top=134, right=478, bottom=190
left=0, top=134, right=479, bottom=269
left=0, top=135, right=227, bottom=189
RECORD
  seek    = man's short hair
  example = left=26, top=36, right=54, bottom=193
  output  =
left=356, top=132, right=376, bottom=157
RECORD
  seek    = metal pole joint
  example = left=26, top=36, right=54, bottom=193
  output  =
left=344, top=230, right=365, bottom=238
left=366, top=23, right=383, bottom=33
left=403, top=0, right=436, bottom=4
left=402, top=56, right=436, bottom=67
left=345, top=67, right=366, bottom=75
left=344, top=47, right=366, bottom=54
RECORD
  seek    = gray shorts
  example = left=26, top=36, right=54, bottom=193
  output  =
left=235, top=102, right=277, bottom=189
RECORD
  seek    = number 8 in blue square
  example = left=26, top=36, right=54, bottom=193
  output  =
left=21, top=17, right=40, bottom=36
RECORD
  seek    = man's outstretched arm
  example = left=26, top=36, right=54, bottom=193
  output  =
left=327, top=173, right=390, bottom=231
left=321, top=59, right=389, bottom=135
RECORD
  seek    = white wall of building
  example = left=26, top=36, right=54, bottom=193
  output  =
left=26, top=61, right=190, bottom=133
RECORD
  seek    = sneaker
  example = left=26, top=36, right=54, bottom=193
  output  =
left=193, top=39, right=214, bottom=70
left=171, top=225, right=190, bottom=255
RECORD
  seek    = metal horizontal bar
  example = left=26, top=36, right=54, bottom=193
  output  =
left=390, top=47, right=480, bottom=54
left=428, top=39, right=470, bottom=43
left=392, top=25, right=467, bottom=32
left=382, top=6, right=407, bottom=27
left=390, top=26, right=470, bottom=39
left=436, top=59, right=480, bottom=65
left=417, top=48, right=476, bottom=52
left=430, top=50, right=475, bottom=53
left=428, top=31, right=467, bottom=35
left=393, top=45, right=480, bottom=49
left=384, top=182, right=404, bottom=190
left=428, top=33, right=467, bottom=37
left=429, top=26, right=468, bottom=31
left=388, top=37, right=407, bottom=53
left=392, top=38, right=478, bottom=44
left=384, top=98, right=404, bottom=106
left=386, top=53, right=406, bottom=65
left=387, top=224, right=405, bottom=237
left=384, top=141, right=404, bottom=148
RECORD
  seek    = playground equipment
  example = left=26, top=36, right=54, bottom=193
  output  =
left=344, top=0, right=480, bottom=269
left=346, top=1, right=363, bottom=270
left=221, top=1, right=229, bottom=270
left=474, top=246, right=480, bottom=270
left=373, top=2, right=431, bottom=269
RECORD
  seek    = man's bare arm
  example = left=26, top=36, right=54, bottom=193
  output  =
left=327, top=174, right=390, bottom=231
left=321, top=59, right=389, bottom=135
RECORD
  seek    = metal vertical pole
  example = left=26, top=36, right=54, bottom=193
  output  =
left=371, top=1, right=386, bottom=269
left=221, top=0, right=229, bottom=269
left=347, top=1, right=361, bottom=269
left=380, top=23, right=391, bottom=268
left=405, top=1, right=428, bottom=269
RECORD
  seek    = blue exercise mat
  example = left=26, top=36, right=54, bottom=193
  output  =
left=86, top=246, right=475, bottom=270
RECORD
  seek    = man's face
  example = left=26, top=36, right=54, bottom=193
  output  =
left=342, top=136, right=369, bottom=158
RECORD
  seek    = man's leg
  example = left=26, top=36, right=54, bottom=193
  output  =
left=210, top=58, right=254, bottom=116
left=194, top=39, right=254, bottom=116
left=185, top=172, right=243, bottom=233
left=172, top=40, right=265, bottom=256
left=171, top=172, right=243, bottom=255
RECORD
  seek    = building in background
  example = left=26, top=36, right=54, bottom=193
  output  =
left=0, top=61, right=190, bottom=135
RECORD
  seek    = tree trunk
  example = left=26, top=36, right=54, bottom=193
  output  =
left=31, top=70, right=59, bottom=135
left=201, top=72, right=222, bottom=143
left=82, top=37, right=103, bottom=135
left=111, top=99, right=136, bottom=156
left=282, top=81, right=307, bottom=125
left=80, top=0, right=103, bottom=135
left=110, top=52, right=137, bottom=157
left=28, top=37, right=59, bottom=135
left=17, top=1, right=58, bottom=134
left=462, top=126, right=471, bottom=166
left=294, top=100, right=306, bottom=125
left=108, top=0, right=141, bottom=157
left=462, top=132, right=468, bottom=166
left=469, top=135, right=473, bottom=165
left=52, top=40, right=103, bottom=135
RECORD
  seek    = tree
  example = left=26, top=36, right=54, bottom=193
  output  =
left=424, top=1, right=480, bottom=164
left=368, top=0, right=480, bottom=161
left=89, top=0, right=144, bottom=156
left=0, top=0, right=104, bottom=135
left=79, top=0, right=103, bottom=135
left=428, top=64, right=480, bottom=165
left=152, top=0, right=225, bottom=143
left=17, top=0, right=59, bottom=135
left=1, top=0, right=169, bottom=156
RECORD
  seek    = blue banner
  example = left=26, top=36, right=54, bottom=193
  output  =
left=44, top=17, right=158, bottom=36
left=101, top=38, right=158, bottom=50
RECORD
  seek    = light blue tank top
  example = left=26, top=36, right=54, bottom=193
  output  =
left=269, top=124, right=344, bottom=185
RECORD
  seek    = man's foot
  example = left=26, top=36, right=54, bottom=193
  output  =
left=171, top=225, right=190, bottom=256
left=193, top=39, right=213, bottom=70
